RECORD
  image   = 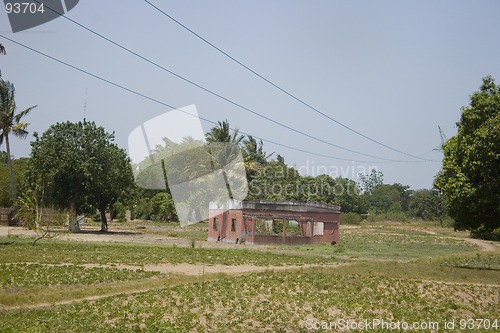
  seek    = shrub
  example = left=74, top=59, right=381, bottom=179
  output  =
left=471, top=226, right=500, bottom=241
left=151, top=192, right=176, bottom=222
left=340, top=212, right=362, bottom=225
left=112, top=202, right=127, bottom=222
left=366, top=211, right=408, bottom=222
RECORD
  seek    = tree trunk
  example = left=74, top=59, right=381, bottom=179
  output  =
left=68, top=201, right=80, bottom=233
left=99, top=208, right=108, bottom=232
left=222, top=170, right=233, bottom=199
left=5, top=134, right=17, bottom=202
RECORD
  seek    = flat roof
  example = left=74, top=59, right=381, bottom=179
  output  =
left=241, top=200, right=340, bottom=214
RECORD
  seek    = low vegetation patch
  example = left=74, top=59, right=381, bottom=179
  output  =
left=1, top=268, right=498, bottom=332
left=0, top=263, right=158, bottom=289
left=0, top=222, right=497, bottom=331
left=313, top=232, right=478, bottom=260
left=0, top=236, right=340, bottom=266
left=442, top=253, right=500, bottom=271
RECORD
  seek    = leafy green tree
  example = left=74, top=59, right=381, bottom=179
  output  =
left=242, top=135, right=272, bottom=183
left=334, top=177, right=365, bottom=213
left=390, top=183, right=412, bottom=212
left=0, top=79, right=36, bottom=203
left=369, top=184, right=402, bottom=213
left=84, top=133, right=135, bottom=232
left=297, top=174, right=337, bottom=204
left=151, top=192, right=176, bottom=222
left=242, top=135, right=272, bottom=165
left=409, top=189, right=446, bottom=221
left=29, top=121, right=134, bottom=232
left=0, top=157, right=29, bottom=207
left=359, top=169, right=412, bottom=215
left=358, top=169, right=383, bottom=195
left=134, top=196, right=153, bottom=220
left=0, top=150, right=7, bottom=163
left=0, top=159, right=15, bottom=206
left=435, top=76, right=500, bottom=235
left=247, top=161, right=301, bottom=201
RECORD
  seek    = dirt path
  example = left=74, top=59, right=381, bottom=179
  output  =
left=93, top=262, right=345, bottom=275
left=460, top=237, right=499, bottom=252
left=0, top=226, right=260, bottom=250
left=3, top=224, right=498, bottom=254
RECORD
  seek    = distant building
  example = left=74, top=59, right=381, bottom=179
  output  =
left=208, top=200, right=340, bottom=245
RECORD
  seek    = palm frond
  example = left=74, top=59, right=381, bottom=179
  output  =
left=12, top=122, right=29, bottom=139
left=0, top=80, right=34, bottom=144
left=14, top=105, right=36, bottom=123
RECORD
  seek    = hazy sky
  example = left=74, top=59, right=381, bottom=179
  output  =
left=1, top=0, right=499, bottom=190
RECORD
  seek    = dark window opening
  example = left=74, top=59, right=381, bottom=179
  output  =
left=231, top=218, right=236, bottom=232
left=213, top=218, right=218, bottom=231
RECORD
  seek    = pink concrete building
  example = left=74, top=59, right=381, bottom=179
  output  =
left=208, top=200, right=340, bottom=245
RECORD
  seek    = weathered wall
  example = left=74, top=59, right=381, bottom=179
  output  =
left=208, top=205, right=340, bottom=245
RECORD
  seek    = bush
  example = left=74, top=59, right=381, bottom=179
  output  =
left=471, top=226, right=500, bottom=241
left=340, top=212, right=362, bottom=225
left=366, top=211, right=408, bottom=222
left=134, top=197, right=152, bottom=220
left=112, top=202, right=127, bottom=222
left=151, top=192, right=176, bottom=222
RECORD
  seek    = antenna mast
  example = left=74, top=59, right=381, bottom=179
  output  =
left=83, top=87, right=88, bottom=121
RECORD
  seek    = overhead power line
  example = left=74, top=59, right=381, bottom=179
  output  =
left=29, top=0, right=409, bottom=162
left=0, top=35, right=435, bottom=165
left=143, top=0, right=435, bottom=162
left=0, top=34, right=392, bottom=164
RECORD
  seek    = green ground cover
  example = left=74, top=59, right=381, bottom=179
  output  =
left=0, top=222, right=498, bottom=332
left=1, top=268, right=498, bottom=332
left=0, top=236, right=340, bottom=266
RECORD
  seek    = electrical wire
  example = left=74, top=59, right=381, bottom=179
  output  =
left=27, top=0, right=419, bottom=162
left=143, top=0, right=436, bottom=162
left=0, top=34, right=438, bottom=165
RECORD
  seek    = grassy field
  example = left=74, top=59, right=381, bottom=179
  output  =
left=0, top=221, right=498, bottom=332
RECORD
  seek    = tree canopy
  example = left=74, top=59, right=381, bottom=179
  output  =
left=0, top=79, right=36, bottom=203
left=0, top=156, right=29, bottom=207
left=29, top=121, right=134, bottom=232
left=435, top=76, right=500, bottom=236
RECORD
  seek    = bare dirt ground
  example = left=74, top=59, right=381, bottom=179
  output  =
left=2, top=224, right=499, bottom=252
left=1, top=225, right=231, bottom=249
left=0, top=225, right=345, bottom=277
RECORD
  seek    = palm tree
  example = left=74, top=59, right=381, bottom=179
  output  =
left=205, top=120, right=244, bottom=145
left=0, top=43, right=5, bottom=78
left=242, top=135, right=273, bottom=183
left=205, top=120, right=244, bottom=200
left=0, top=79, right=36, bottom=203
left=242, top=135, right=272, bottom=165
